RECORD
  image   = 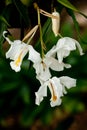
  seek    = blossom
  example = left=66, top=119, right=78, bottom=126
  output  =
left=50, top=37, right=84, bottom=63
left=28, top=45, right=71, bottom=83
left=3, top=31, right=30, bottom=72
left=51, top=11, right=60, bottom=36
left=35, top=76, right=76, bottom=107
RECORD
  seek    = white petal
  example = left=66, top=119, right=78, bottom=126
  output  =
left=3, top=31, right=13, bottom=44
left=56, top=37, right=84, bottom=62
left=50, top=98, right=62, bottom=107
left=52, top=11, right=60, bottom=36
left=61, top=85, right=67, bottom=94
left=74, top=40, right=84, bottom=55
left=35, top=92, right=43, bottom=105
left=36, top=75, right=45, bottom=85
left=6, top=40, right=21, bottom=59
left=6, top=40, right=29, bottom=72
left=10, top=61, right=21, bottom=72
left=48, top=57, right=71, bottom=71
left=50, top=77, right=63, bottom=97
left=64, top=63, right=71, bottom=68
left=57, top=37, right=76, bottom=50
left=43, top=57, right=52, bottom=67
left=35, top=82, right=48, bottom=105
left=46, top=45, right=56, bottom=57
left=28, top=45, right=41, bottom=63
left=48, top=77, right=63, bottom=107
left=59, top=76, right=76, bottom=89
left=9, top=47, right=28, bottom=72
left=33, top=62, right=51, bottom=82
left=56, top=37, right=77, bottom=63
left=38, top=67, right=51, bottom=81
left=57, top=49, right=70, bottom=63
left=49, top=57, right=64, bottom=71
left=6, top=40, right=28, bottom=60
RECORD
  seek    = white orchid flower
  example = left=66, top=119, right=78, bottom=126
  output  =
left=6, top=40, right=29, bottom=72
left=3, top=31, right=30, bottom=72
left=3, top=25, right=39, bottom=72
left=28, top=45, right=71, bottom=83
left=54, top=37, right=84, bottom=63
left=28, top=45, right=52, bottom=82
left=51, top=11, right=60, bottom=36
left=35, top=76, right=76, bottom=107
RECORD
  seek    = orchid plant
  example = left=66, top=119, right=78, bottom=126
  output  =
left=3, top=4, right=84, bottom=107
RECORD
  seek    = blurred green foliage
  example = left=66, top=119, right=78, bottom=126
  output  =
left=0, top=0, right=87, bottom=129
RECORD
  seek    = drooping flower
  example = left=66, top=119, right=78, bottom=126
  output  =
left=3, top=31, right=30, bottom=72
left=28, top=45, right=71, bottom=83
left=51, top=11, right=60, bottom=36
left=6, top=41, right=29, bottom=72
left=35, top=76, right=76, bottom=107
left=3, top=25, right=39, bottom=72
left=50, top=37, right=84, bottom=63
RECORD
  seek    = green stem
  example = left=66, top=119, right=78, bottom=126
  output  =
left=58, top=33, right=63, bottom=38
left=37, top=5, right=45, bottom=59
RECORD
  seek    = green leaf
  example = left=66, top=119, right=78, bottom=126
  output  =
left=63, top=98, right=85, bottom=113
left=35, top=18, right=58, bottom=52
left=67, top=9, right=80, bottom=37
left=67, top=9, right=87, bottom=44
left=61, top=22, right=73, bottom=37
left=20, top=85, right=30, bottom=104
left=0, top=82, right=19, bottom=92
left=0, top=15, right=10, bottom=26
left=13, top=0, right=29, bottom=26
left=57, top=0, right=78, bottom=12
left=57, top=0, right=87, bottom=19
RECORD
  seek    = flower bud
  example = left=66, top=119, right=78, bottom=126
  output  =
left=52, top=11, right=60, bottom=36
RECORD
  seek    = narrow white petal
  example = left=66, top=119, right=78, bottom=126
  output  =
left=28, top=45, right=41, bottom=63
left=46, top=45, right=56, bottom=57
left=35, top=92, right=43, bottom=105
left=35, top=82, right=48, bottom=105
left=36, top=75, right=45, bottom=85
left=3, top=31, right=13, bottom=44
left=62, top=85, right=67, bottom=94
left=75, top=40, right=84, bottom=55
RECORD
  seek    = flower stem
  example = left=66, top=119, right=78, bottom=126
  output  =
left=58, top=33, right=63, bottom=38
left=34, top=3, right=45, bottom=59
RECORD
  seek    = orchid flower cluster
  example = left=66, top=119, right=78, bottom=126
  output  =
left=3, top=6, right=84, bottom=107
